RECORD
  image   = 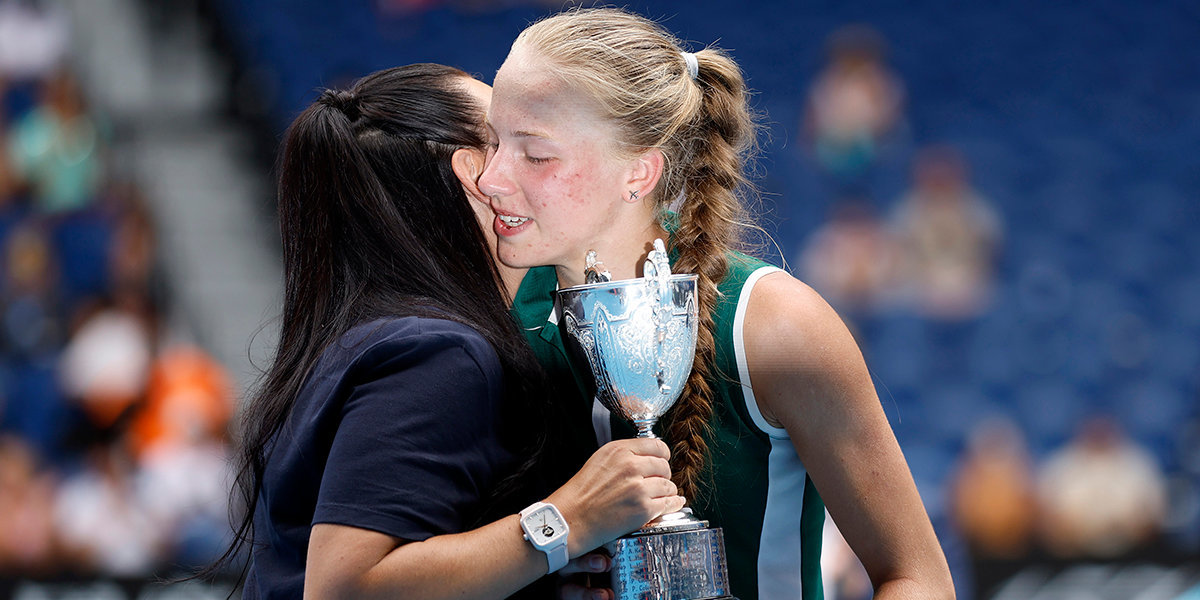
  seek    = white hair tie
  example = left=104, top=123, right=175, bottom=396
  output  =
left=681, top=52, right=699, bottom=80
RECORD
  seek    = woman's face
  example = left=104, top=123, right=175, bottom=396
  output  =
left=454, top=76, right=528, bottom=298
left=457, top=76, right=497, bottom=228
left=478, top=46, right=636, bottom=275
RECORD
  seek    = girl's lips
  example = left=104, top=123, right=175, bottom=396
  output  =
left=494, top=213, right=532, bottom=237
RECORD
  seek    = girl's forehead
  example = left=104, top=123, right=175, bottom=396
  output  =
left=490, top=74, right=611, bottom=143
left=493, top=53, right=569, bottom=111
left=492, top=61, right=625, bottom=144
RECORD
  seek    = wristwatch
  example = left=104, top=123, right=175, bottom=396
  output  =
left=519, top=502, right=569, bottom=573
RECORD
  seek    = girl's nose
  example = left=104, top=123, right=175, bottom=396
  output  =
left=478, top=154, right=514, bottom=199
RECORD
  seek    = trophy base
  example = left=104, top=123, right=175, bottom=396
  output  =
left=603, top=514, right=734, bottom=600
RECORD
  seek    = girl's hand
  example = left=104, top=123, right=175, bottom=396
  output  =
left=558, top=552, right=613, bottom=600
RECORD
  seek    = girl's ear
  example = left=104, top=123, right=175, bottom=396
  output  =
left=623, top=148, right=664, bottom=203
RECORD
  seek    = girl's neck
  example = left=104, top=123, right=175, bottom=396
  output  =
left=555, top=222, right=669, bottom=288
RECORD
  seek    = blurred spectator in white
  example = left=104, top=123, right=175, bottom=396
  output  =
left=821, top=514, right=872, bottom=600
left=797, top=196, right=899, bottom=314
left=58, top=294, right=153, bottom=432
left=0, top=0, right=68, bottom=82
left=54, top=441, right=164, bottom=576
left=53, top=179, right=164, bottom=436
left=7, top=67, right=102, bottom=214
left=949, top=416, right=1037, bottom=560
left=889, top=145, right=1002, bottom=320
left=804, top=24, right=906, bottom=187
left=0, top=435, right=60, bottom=574
left=1036, top=415, right=1168, bottom=558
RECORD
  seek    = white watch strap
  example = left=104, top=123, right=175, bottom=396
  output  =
left=520, top=502, right=570, bottom=574
left=546, top=541, right=569, bottom=573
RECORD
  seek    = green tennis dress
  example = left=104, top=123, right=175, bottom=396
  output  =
left=511, top=253, right=826, bottom=600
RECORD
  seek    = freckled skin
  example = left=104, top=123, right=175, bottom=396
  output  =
left=478, top=46, right=666, bottom=286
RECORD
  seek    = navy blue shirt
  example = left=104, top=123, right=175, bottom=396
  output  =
left=243, top=317, right=518, bottom=599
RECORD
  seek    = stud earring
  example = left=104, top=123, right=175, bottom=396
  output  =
left=629, top=190, right=639, bottom=200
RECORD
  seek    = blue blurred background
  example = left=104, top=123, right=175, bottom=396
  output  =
left=0, top=0, right=1196, bottom=598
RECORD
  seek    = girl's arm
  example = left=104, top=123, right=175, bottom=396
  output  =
left=744, top=272, right=954, bottom=599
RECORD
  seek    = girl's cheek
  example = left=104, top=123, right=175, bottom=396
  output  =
left=562, top=173, right=591, bottom=206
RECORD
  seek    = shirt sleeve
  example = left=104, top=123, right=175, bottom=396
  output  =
left=312, top=322, right=513, bottom=541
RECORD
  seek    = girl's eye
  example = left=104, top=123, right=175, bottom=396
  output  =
left=526, top=156, right=550, bottom=164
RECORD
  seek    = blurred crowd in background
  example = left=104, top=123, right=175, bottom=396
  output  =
left=788, top=19, right=1195, bottom=598
left=0, top=0, right=1196, bottom=599
left=0, top=0, right=234, bottom=582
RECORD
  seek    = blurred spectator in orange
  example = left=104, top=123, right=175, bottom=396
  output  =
left=7, top=67, right=102, bottom=214
left=0, top=435, right=60, bottom=575
left=889, top=145, right=1002, bottom=320
left=949, top=417, right=1037, bottom=559
left=797, top=196, right=899, bottom=314
left=1036, top=415, right=1168, bottom=558
left=804, top=24, right=906, bottom=186
left=128, top=344, right=233, bottom=459
left=128, top=345, right=235, bottom=567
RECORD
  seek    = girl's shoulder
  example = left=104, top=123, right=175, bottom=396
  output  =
left=714, top=251, right=781, bottom=312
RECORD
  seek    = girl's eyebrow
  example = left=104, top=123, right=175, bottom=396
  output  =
left=485, top=119, right=551, bottom=141
left=513, top=130, right=549, bottom=139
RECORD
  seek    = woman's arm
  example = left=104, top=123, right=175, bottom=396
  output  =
left=304, top=437, right=685, bottom=600
left=744, top=272, right=954, bottom=599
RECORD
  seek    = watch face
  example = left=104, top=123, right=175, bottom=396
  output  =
left=527, top=506, right=566, bottom=544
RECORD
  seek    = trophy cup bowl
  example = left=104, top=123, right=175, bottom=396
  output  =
left=557, top=273, right=698, bottom=435
left=557, top=245, right=735, bottom=600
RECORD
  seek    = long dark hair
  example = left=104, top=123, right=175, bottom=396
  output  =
left=208, top=63, right=549, bottom=579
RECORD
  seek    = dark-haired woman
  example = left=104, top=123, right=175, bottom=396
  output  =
left=223, top=64, right=685, bottom=600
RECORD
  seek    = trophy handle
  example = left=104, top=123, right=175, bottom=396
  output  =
left=644, top=240, right=674, bottom=397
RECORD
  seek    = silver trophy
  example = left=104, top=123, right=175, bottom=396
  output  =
left=558, top=240, right=735, bottom=600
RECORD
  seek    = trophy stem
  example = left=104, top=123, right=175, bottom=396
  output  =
left=634, top=420, right=657, bottom=439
